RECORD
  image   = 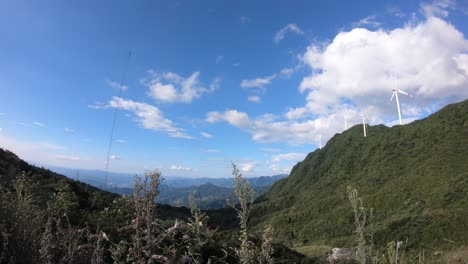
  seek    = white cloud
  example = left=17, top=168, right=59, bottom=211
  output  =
left=385, top=117, right=418, bottom=127
left=280, top=67, right=295, bottom=78
left=420, top=0, right=454, bottom=18
left=107, top=80, right=128, bottom=92
left=108, top=97, right=193, bottom=139
left=15, top=122, right=26, bottom=126
left=206, top=109, right=350, bottom=145
left=300, top=16, right=468, bottom=121
left=285, top=107, right=307, bottom=120
left=145, top=71, right=219, bottom=103
left=169, top=165, right=192, bottom=171
left=388, top=7, right=406, bottom=18
left=240, top=16, right=250, bottom=24
left=206, top=110, right=251, bottom=128
left=115, top=139, right=126, bottom=143
left=200, top=132, right=213, bottom=138
left=240, top=75, right=276, bottom=90
left=268, top=164, right=292, bottom=174
left=271, top=153, right=305, bottom=163
left=233, top=62, right=241, bottom=67
left=247, top=95, right=261, bottom=103
left=32, top=121, right=46, bottom=127
left=204, top=15, right=466, bottom=148
left=64, top=127, right=75, bottom=133
left=274, top=23, right=304, bottom=43
left=268, top=152, right=306, bottom=175
left=239, top=161, right=257, bottom=173
left=353, top=15, right=381, bottom=28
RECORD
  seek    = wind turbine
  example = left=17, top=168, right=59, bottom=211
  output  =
left=360, top=114, right=367, bottom=137
left=344, top=111, right=349, bottom=130
left=390, top=78, right=412, bottom=125
left=318, top=135, right=322, bottom=149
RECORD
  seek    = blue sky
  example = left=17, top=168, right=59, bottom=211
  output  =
left=0, top=0, right=467, bottom=178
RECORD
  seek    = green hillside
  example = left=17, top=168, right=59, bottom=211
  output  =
left=0, top=148, right=302, bottom=263
left=251, top=100, right=468, bottom=253
left=0, top=148, right=117, bottom=216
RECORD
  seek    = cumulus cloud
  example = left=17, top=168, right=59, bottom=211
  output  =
left=206, top=14, right=466, bottom=147
left=420, top=0, right=454, bottom=18
left=206, top=110, right=250, bottom=128
left=108, top=97, right=193, bottom=139
left=300, top=16, right=468, bottom=123
left=274, top=23, right=304, bottom=43
left=285, top=107, right=307, bottom=120
left=144, top=70, right=219, bottom=103
left=240, top=75, right=276, bottom=90
left=206, top=109, right=352, bottom=145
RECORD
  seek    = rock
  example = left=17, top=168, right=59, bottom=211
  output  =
left=327, top=247, right=354, bottom=263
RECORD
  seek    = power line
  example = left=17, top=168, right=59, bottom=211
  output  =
left=103, top=51, right=132, bottom=189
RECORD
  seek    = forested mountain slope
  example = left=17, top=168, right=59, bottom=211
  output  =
left=251, top=100, right=468, bottom=251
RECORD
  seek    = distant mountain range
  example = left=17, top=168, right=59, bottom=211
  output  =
left=47, top=165, right=287, bottom=209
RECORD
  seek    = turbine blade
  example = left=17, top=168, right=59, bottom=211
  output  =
left=389, top=92, right=395, bottom=102
left=397, top=89, right=413, bottom=97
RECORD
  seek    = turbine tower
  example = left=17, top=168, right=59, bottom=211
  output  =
left=390, top=78, right=412, bottom=125
left=360, top=114, right=367, bottom=137
left=344, top=111, right=348, bottom=130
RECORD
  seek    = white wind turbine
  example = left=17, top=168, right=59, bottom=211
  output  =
left=344, top=110, right=349, bottom=130
left=360, top=114, right=367, bottom=137
left=390, top=78, right=413, bottom=125
left=318, top=135, right=323, bottom=149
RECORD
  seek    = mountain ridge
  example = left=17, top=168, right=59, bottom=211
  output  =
left=251, top=99, right=468, bottom=251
